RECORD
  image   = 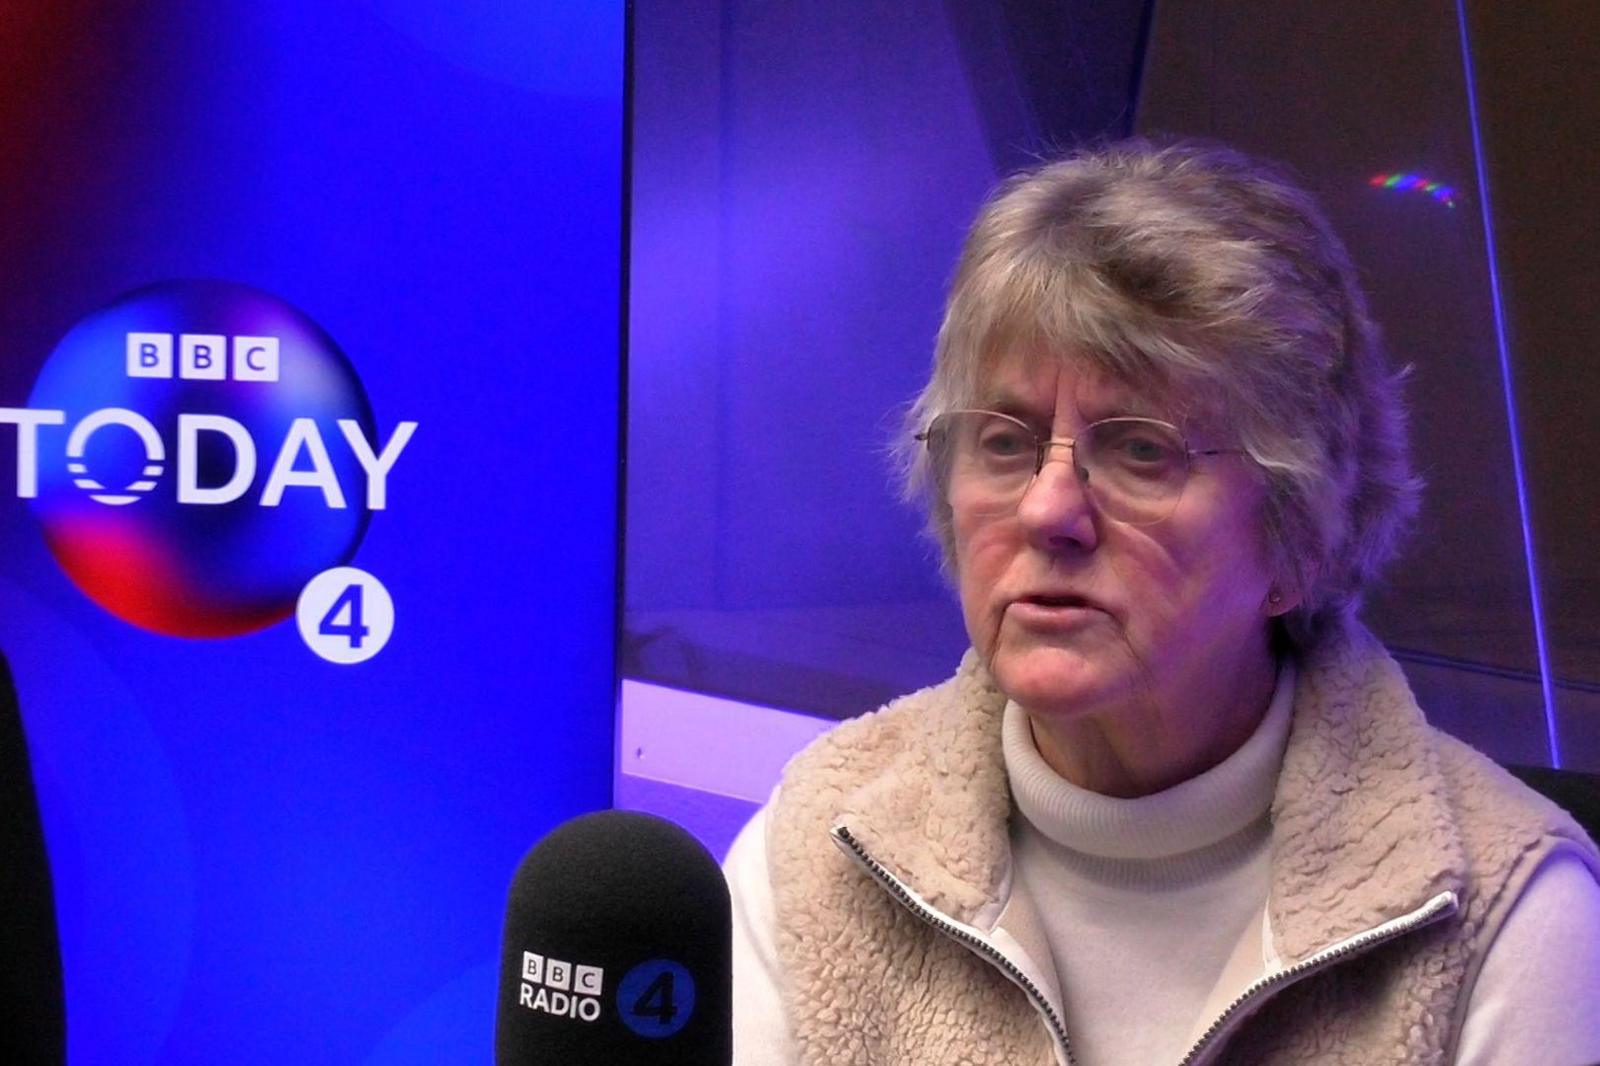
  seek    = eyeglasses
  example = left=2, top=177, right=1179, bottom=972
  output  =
left=916, top=409, right=1243, bottom=526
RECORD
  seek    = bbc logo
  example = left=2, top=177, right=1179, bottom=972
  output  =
left=126, top=332, right=280, bottom=382
left=521, top=951, right=604, bottom=996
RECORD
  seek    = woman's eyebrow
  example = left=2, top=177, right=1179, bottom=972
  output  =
left=973, top=389, right=1041, bottom=418
left=973, top=369, right=1187, bottom=428
left=977, top=389, right=1165, bottom=423
left=1090, top=400, right=1167, bottom=421
left=1083, top=384, right=1177, bottom=422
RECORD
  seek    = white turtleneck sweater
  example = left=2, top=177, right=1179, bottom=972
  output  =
left=725, top=665, right=1600, bottom=1065
left=999, top=665, right=1296, bottom=1066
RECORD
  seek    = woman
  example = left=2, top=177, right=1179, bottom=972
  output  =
left=723, top=141, right=1600, bottom=1065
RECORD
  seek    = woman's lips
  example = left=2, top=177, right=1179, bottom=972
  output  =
left=1007, top=596, right=1103, bottom=628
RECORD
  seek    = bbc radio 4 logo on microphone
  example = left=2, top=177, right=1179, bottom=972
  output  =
left=3, top=279, right=416, bottom=662
left=518, top=951, right=606, bottom=1023
left=517, top=951, right=697, bottom=1038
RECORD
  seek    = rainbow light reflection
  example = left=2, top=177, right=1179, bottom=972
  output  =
left=1369, top=172, right=1458, bottom=209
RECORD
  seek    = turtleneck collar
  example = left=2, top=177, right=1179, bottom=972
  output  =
left=1003, top=662, right=1296, bottom=861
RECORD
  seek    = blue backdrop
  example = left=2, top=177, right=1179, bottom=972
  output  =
left=0, top=2, right=621, bottom=1060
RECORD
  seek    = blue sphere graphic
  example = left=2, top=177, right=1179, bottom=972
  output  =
left=27, top=280, right=374, bottom=638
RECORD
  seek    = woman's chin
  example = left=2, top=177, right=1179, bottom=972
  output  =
left=987, top=643, right=1131, bottom=721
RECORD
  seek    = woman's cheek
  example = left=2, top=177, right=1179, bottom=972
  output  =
left=954, top=523, right=1015, bottom=658
left=964, top=598, right=1002, bottom=659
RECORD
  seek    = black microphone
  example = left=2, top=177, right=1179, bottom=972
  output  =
left=494, top=809, right=732, bottom=1064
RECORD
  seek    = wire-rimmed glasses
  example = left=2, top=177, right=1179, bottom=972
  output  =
left=917, top=409, right=1243, bottom=526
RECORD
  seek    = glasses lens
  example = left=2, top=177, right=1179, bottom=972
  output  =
left=1078, top=418, right=1188, bottom=524
left=928, top=411, right=1037, bottom=514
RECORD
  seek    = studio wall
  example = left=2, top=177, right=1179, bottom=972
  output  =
left=620, top=0, right=1598, bottom=857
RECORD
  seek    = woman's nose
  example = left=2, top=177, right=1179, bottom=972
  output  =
left=1015, top=449, right=1099, bottom=552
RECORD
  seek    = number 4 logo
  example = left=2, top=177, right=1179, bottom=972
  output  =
left=320, top=582, right=370, bottom=648
left=296, top=567, right=395, bottom=664
left=632, top=970, right=676, bottom=1025
left=616, top=959, right=696, bottom=1039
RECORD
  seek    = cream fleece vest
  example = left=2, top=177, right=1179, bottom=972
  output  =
left=766, top=624, right=1597, bottom=1065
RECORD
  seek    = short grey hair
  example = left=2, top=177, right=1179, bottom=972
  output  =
left=899, top=139, right=1419, bottom=647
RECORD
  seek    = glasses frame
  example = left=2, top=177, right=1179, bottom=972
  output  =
left=915, top=408, right=1246, bottom=526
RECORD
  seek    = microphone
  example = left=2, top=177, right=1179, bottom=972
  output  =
left=494, top=810, right=732, bottom=1064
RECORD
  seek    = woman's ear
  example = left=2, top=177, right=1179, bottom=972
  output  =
left=1264, top=583, right=1302, bottom=618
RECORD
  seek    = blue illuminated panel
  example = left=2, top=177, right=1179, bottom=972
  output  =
left=0, top=2, right=622, bottom=1061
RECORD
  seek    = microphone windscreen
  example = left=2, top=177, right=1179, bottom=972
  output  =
left=494, top=810, right=732, bottom=1065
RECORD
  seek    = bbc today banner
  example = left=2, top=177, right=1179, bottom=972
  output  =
left=0, top=4, right=621, bottom=1062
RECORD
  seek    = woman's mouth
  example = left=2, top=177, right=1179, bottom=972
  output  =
left=1008, top=595, right=1102, bottom=628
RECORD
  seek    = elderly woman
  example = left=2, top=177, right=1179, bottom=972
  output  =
left=722, top=141, right=1600, bottom=1065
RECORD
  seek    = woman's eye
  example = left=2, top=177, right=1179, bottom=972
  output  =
left=1122, top=436, right=1168, bottom=463
left=1095, top=425, right=1181, bottom=473
left=977, top=426, right=1028, bottom=456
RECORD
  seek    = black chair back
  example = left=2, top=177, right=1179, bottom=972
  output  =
left=1507, top=765, right=1600, bottom=843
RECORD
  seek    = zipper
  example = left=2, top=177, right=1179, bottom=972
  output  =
left=1175, top=889, right=1459, bottom=1066
left=836, top=823, right=1458, bottom=1066
left=832, top=824, right=1077, bottom=1066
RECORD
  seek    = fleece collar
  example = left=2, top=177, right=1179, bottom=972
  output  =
left=1268, top=625, right=1467, bottom=962
left=831, top=623, right=1467, bottom=960
left=831, top=648, right=1012, bottom=924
